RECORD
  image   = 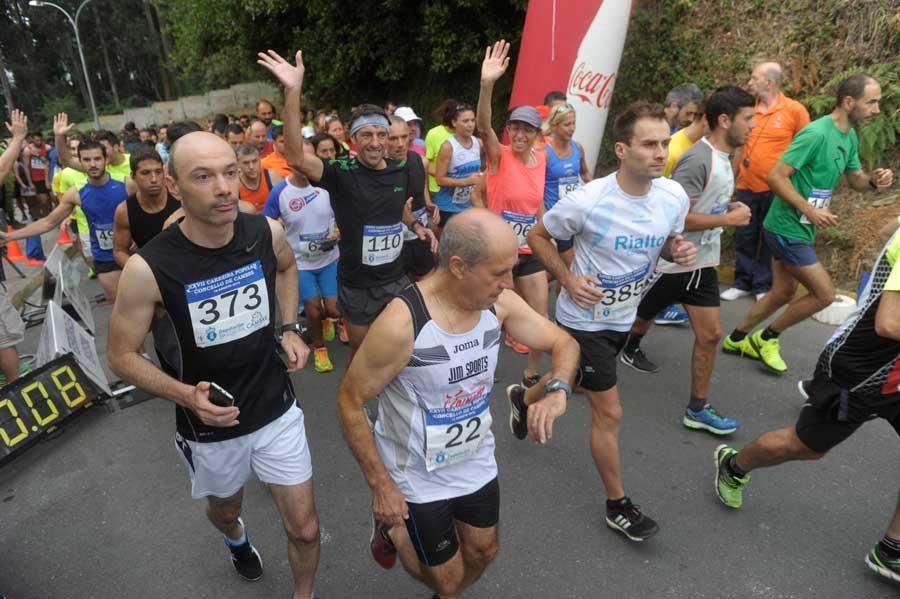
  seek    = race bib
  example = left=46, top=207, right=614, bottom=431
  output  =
left=94, top=227, right=114, bottom=251
left=362, top=223, right=404, bottom=266
left=799, top=188, right=833, bottom=225
left=403, top=207, right=429, bottom=241
left=451, top=184, right=474, bottom=205
left=185, top=261, right=270, bottom=348
left=700, top=202, right=728, bottom=245
left=501, top=211, right=537, bottom=249
left=592, top=263, right=651, bottom=320
left=423, top=387, right=492, bottom=472
left=297, top=231, right=330, bottom=259
left=30, top=157, right=43, bottom=170
left=557, top=175, right=581, bottom=200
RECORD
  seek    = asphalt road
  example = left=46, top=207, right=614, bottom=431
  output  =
left=0, top=269, right=896, bottom=598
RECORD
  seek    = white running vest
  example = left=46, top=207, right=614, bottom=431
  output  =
left=375, top=284, right=501, bottom=503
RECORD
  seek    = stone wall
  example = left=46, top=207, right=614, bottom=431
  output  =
left=98, top=81, right=280, bottom=129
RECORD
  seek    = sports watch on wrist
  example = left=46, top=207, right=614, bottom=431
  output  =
left=279, top=322, right=302, bottom=335
left=544, top=378, right=572, bottom=400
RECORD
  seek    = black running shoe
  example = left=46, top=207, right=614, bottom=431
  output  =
left=227, top=517, right=264, bottom=581
left=605, top=498, right=660, bottom=541
left=619, top=345, right=660, bottom=374
left=506, top=384, right=528, bottom=440
left=798, top=379, right=812, bottom=400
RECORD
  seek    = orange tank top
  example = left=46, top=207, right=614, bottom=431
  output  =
left=239, top=170, right=274, bottom=212
left=486, top=145, right=546, bottom=254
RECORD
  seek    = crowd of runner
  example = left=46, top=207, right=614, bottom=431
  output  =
left=0, top=39, right=897, bottom=598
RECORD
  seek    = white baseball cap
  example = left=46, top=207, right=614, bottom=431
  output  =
left=394, top=106, right=421, bottom=123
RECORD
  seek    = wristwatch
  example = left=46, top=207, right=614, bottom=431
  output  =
left=408, top=220, right=424, bottom=233
left=279, top=322, right=302, bottom=335
left=544, top=378, right=572, bottom=400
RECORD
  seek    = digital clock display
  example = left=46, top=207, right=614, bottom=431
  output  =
left=0, top=353, right=102, bottom=459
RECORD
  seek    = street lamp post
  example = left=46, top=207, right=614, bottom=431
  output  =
left=29, top=0, right=101, bottom=130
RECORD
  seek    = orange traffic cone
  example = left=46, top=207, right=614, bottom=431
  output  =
left=5, top=227, right=25, bottom=262
left=57, top=222, right=75, bottom=245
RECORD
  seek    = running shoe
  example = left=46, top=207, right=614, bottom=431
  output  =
left=226, top=517, right=264, bottom=581
left=748, top=330, right=787, bottom=374
left=370, top=517, right=397, bottom=570
left=721, top=334, right=759, bottom=360
left=339, top=320, right=349, bottom=344
left=313, top=347, right=334, bottom=373
left=522, top=372, right=541, bottom=388
left=654, top=304, right=689, bottom=326
left=798, top=379, right=812, bottom=400
left=506, top=384, right=528, bottom=440
left=605, top=498, right=659, bottom=541
left=620, top=345, right=660, bottom=373
left=322, top=318, right=335, bottom=342
left=683, top=405, right=738, bottom=435
left=505, top=334, right=529, bottom=355
left=720, top=287, right=751, bottom=301
left=865, top=544, right=900, bottom=584
left=715, top=445, right=750, bottom=508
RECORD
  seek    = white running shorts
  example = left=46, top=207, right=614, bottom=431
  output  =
left=174, top=404, right=313, bottom=499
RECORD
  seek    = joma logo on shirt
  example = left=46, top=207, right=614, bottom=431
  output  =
left=614, top=235, right=665, bottom=250
left=453, top=339, right=480, bottom=354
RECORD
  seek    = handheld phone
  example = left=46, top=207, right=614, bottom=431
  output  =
left=318, top=238, right=337, bottom=252
left=208, top=382, right=235, bottom=407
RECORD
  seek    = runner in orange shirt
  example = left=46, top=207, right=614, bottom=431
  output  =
left=721, top=62, right=810, bottom=302
left=237, top=143, right=282, bottom=212
left=261, top=125, right=292, bottom=178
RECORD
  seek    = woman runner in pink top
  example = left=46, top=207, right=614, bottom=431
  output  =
left=477, top=40, right=549, bottom=387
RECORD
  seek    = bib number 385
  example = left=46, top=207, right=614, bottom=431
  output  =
left=185, top=261, right=270, bottom=348
left=424, top=394, right=492, bottom=472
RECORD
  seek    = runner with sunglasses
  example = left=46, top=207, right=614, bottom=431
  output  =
left=544, top=102, right=593, bottom=262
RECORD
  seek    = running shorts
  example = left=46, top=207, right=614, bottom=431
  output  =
left=562, top=326, right=628, bottom=392
left=636, top=267, right=719, bottom=321
left=405, top=477, right=500, bottom=567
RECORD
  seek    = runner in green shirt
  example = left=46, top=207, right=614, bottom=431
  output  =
left=723, top=73, right=894, bottom=374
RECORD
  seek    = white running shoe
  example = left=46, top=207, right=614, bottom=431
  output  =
left=755, top=292, right=767, bottom=302
left=720, top=287, right=751, bottom=301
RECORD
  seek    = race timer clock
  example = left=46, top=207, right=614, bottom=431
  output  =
left=0, top=353, right=103, bottom=459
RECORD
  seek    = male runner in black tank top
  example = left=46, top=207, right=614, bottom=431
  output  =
left=112, top=146, right=181, bottom=267
left=107, top=132, right=321, bottom=598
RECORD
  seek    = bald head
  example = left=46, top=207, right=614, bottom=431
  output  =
left=169, top=131, right=234, bottom=180
left=757, top=62, right=783, bottom=87
left=439, top=209, right=517, bottom=269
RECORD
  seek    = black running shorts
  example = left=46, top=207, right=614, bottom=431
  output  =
left=636, top=267, right=719, bottom=321
left=512, top=253, right=545, bottom=279
left=795, top=374, right=900, bottom=453
left=93, top=259, right=122, bottom=275
left=562, top=326, right=628, bottom=392
left=405, top=478, right=500, bottom=567
left=337, top=276, right=410, bottom=326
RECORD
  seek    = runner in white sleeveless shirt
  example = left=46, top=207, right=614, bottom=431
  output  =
left=528, top=102, right=697, bottom=542
left=338, top=209, right=578, bottom=598
left=263, top=162, right=341, bottom=373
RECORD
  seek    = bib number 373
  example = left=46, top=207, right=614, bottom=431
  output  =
left=185, top=261, right=270, bottom=348
left=424, top=393, right=492, bottom=472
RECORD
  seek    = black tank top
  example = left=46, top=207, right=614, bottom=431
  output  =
left=139, top=213, right=292, bottom=442
left=126, top=192, right=181, bottom=248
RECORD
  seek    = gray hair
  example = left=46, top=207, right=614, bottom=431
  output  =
left=665, top=83, right=703, bottom=108
left=235, top=143, right=260, bottom=158
left=438, top=217, right=490, bottom=269
left=760, top=62, right=784, bottom=87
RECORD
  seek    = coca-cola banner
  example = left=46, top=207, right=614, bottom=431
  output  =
left=510, top=0, right=633, bottom=168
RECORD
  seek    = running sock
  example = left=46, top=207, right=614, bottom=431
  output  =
left=760, top=326, right=781, bottom=341
left=730, top=329, right=748, bottom=342
left=624, top=334, right=643, bottom=353
left=687, top=395, right=706, bottom=412
left=606, top=496, right=630, bottom=511
left=224, top=526, right=248, bottom=547
left=878, top=535, right=900, bottom=558
left=726, top=455, right=747, bottom=478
